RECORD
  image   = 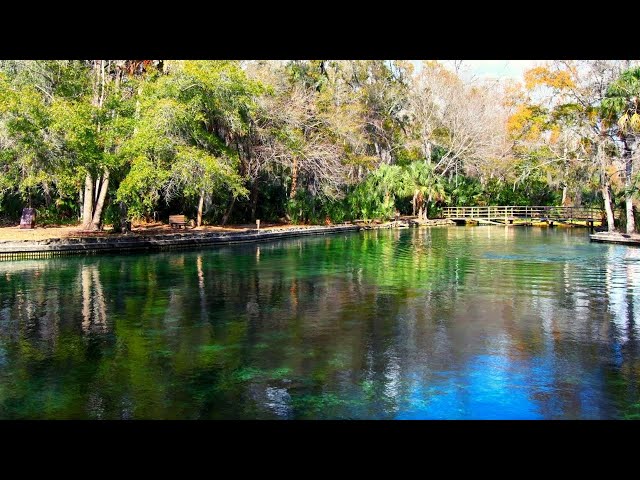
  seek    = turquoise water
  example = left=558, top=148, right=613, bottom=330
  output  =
left=1, top=227, right=639, bottom=419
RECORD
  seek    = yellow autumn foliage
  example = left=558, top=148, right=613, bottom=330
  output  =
left=527, top=123, right=542, bottom=141
left=502, top=80, right=526, bottom=107
left=506, top=105, right=534, bottom=136
left=524, top=66, right=576, bottom=90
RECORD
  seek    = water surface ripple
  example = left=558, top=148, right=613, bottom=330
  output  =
left=1, top=227, right=639, bottom=419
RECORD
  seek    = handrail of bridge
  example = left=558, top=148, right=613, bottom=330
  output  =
left=442, top=205, right=603, bottom=220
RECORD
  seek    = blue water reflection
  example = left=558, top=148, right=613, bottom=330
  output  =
left=1, top=227, right=639, bottom=419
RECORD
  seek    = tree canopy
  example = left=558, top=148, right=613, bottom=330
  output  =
left=1, top=60, right=639, bottom=231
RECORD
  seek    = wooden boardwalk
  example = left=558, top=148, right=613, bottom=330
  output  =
left=442, top=206, right=603, bottom=227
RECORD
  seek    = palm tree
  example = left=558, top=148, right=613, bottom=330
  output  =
left=601, top=67, right=640, bottom=234
left=400, top=161, right=446, bottom=220
left=371, top=164, right=404, bottom=219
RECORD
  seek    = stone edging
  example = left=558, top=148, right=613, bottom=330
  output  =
left=0, top=220, right=461, bottom=260
left=0, top=225, right=361, bottom=259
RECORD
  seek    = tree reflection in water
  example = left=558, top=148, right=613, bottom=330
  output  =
left=0, top=227, right=639, bottom=419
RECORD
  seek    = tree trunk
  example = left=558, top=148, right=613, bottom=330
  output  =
left=602, top=183, right=616, bottom=232
left=598, top=136, right=616, bottom=232
left=221, top=195, right=236, bottom=226
left=115, top=201, right=129, bottom=233
left=78, top=186, right=84, bottom=221
left=94, top=176, right=100, bottom=205
left=623, top=137, right=636, bottom=234
left=424, top=195, right=431, bottom=220
left=90, top=168, right=109, bottom=230
left=82, top=60, right=108, bottom=232
left=626, top=194, right=635, bottom=234
left=197, top=189, right=205, bottom=227
left=412, top=191, right=418, bottom=216
left=82, top=173, right=94, bottom=230
left=290, top=157, right=298, bottom=199
left=561, top=185, right=568, bottom=206
left=250, top=181, right=259, bottom=221
left=423, top=140, right=432, bottom=163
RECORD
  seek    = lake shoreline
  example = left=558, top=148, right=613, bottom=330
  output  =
left=0, top=224, right=364, bottom=259
left=0, top=218, right=461, bottom=260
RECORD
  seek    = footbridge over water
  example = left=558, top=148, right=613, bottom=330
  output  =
left=442, top=206, right=604, bottom=227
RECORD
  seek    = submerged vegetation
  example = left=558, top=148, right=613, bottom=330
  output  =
left=1, top=228, right=639, bottom=419
left=1, top=60, right=639, bottom=231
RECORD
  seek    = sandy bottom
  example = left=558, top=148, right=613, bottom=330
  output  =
left=0, top=222, right=317, bottom=242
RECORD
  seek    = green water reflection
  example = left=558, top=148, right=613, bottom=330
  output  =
left=1, top=227, right=639, bottom=419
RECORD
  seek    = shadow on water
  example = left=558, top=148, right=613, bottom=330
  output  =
left=0, top=226, right=639, bottom=419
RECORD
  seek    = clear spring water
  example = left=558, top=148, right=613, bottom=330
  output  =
left=0, top=227, right=639, bottom=419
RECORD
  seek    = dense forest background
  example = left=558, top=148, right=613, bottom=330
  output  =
left=0, top=60, right=639, bottom=232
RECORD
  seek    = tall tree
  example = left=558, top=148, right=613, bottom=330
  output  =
left=49, top=60, right=147, bottom=230
left=522, top=61, right=634, bottom=232
left=601, top=67, right=640, bottom=234
left=117, top=61, right=255, bottom=225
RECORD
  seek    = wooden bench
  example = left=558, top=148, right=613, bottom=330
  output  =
left=169, top=215, right=189, bottom=229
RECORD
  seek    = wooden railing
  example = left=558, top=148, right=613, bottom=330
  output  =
left=442, top=206, right=603, bottom=221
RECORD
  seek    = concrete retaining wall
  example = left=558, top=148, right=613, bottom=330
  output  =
left=0, top=225, right=361, bottom=260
